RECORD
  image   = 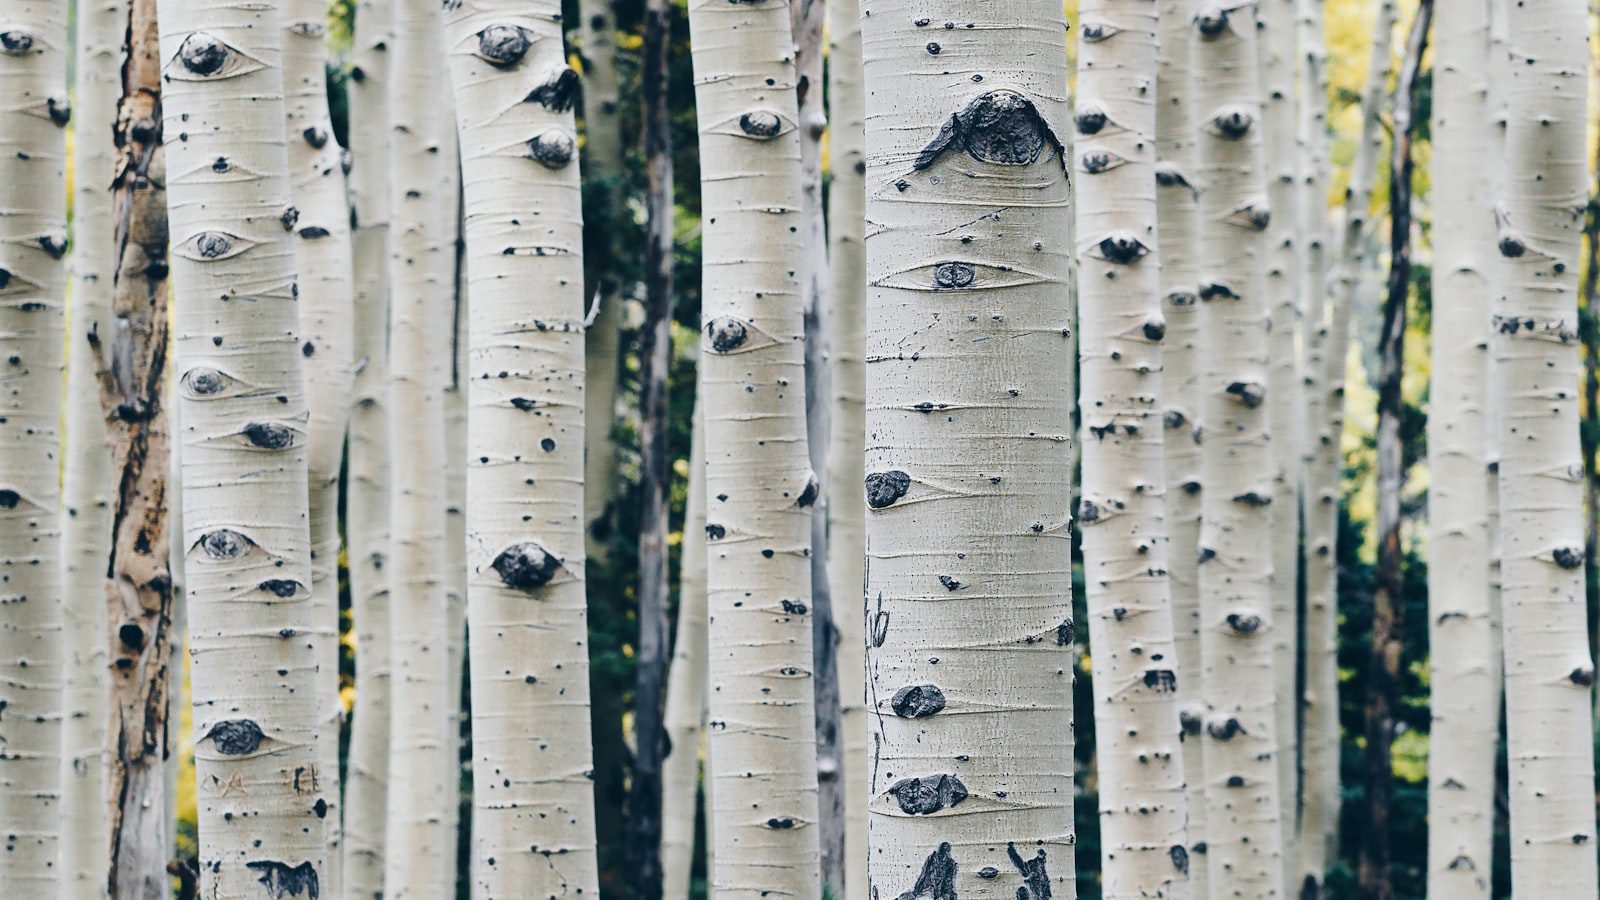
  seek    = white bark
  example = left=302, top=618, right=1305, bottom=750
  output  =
left=159, top=0, right=326, bottom=892
left=382, top=1, right=455, bottom=894
left=341, top=1, right=395, bottom=896
left=1484, top=0, right=1508, bottom=725
left=662, top=390, right=708, bottom=897
left=441, top=2, right=600, bottom=895
left=860, top=3, right=1077, bottom=899
left=1191, top=6, right=1285, bottom=897
left=1074, top=2, right=1188, bottom=897
left=686, top=0, right=822, bottom=894
left=1495, top=1, right=1599, bottom=894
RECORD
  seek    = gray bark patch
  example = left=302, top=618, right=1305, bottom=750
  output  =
left=1078, top=499, right=1102, bottom=523
left=739, top=110, right=783, bottom=138
left=196, top=232, right=232, bottom=258
left=1170, top=844, right=1189, bottom=875
left=206, top=719, right=265, bottom=756
left=914, top=89, right=1065, bottom=170
left=245, top=422, right=294, bottom=449
left=1057, top=619, right=1074, bottom=645
left=1007, top=843, right=1052, bottom=900
left=888, top=774, right=968, bottom=815
left=706, top=317, right=748, bottom=352
left=477, top=24, right=530, bottom=67
left=865, top=470, right=912, bottom=508
left=200, top=529, right=253, bottom=559
left=178, top=33, right=229, bottom=76
left=527, top=68, right=579, bottom=111
left=895, top=843, right=956, bottom=900
left=527, top=131, right=575, bottom=169
left=244, top=860, right=319, bottom=899
left=890, top=683, right=947, bottom=718
left=492, top=542, right=562, bottom=591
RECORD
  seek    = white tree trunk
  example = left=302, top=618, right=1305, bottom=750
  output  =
left=1496, top=1, right=1599, bottom=894
left=62, top=2, right=125, bottom=895
left=1484, top=0, right=1508, bottom=726
left=441, top=131, right=467, bottom=900
left=441, top=2, right=601, bottom=896
left=382, top=1, right=455, bottom=894
left=1191, top=7, right=1285, bottom=898
left=1074, top=2, right=1189, bottom=897
left=1425, top=3, right=1496, bottom=896
left=159, top=0, right=326, bottom=892
left=686, top=0, right=822, bottom=895
left=662, top=389, right=708, bottom=897
left=860, top=3, right=1077, bottom=899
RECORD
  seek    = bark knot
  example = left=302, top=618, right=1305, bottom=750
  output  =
left=914, top=89, right=1064, bottom=171
left=492, top=542, right=562, bottom=592
left=865, top=470, right=912, bottom=508
left=887, top=774, right=968, bottom=815
left=890, top=683, right=947, bottom=718
left=477, top=24, right=530, bottom=67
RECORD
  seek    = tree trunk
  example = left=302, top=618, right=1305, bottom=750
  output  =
left=1426, top=2, right=1495, bottom=896
left=686, top=0, right=822, bottom=894
left=1191, top=7, right=1285, bottom=898
left=62, top=1, right=126, bottom=895
left=383, top=1, right=455, bottom=894
left=662, top=388, right=708, bottom=897
left=1157, top=0, right=1209, bottom=892
left=1075, top=2, right=1189, bottom=897
left=1495, top=0, right=1600, bottom=894
left=441, top=2, right=601, bottom=896
left=824, top=0, right=867, bottom=892
left=341, top=1, right=395, bottom=895
left=860, top=3, right=1077, bottom=898
left=159, top=0, right=326, bottom=892
left=1484, top=0, right=1508, bottom=773
left=442, top=129, right=469, bottom=900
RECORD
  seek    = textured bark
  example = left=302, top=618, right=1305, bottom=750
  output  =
left=1484, top=0, right=1508, bottom=736
left=441, top=1, right=600, bottom=896
left=1495, top=0, right=1600, bottom=894
left=1156, top=0, right=1207, bottom=894
left=442, top=170, right=468, bottom=900
left=159, top=0, right=326, bottom=893
left=860, top=4, right=1077, bottom=899
left=383, top=1, right=454, bottom=894
left=686, top=0, right=822, bottom=894
left=1074, top=2, right=1188, bottom=897
left=1426, top=2, right=1495, bottom=896
left=662, top=390, right=708, bottom=898
left=1192, top=6, right=1284, bottom=897
left=824, top=0, right=868, bottom=892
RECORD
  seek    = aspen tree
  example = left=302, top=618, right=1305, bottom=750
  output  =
left=1484, top=0, right=1508, bottom=714
left=824, top=0, right=868, bottom=891
left=860, top=2, right=1076, bottom=898
left=1075, top=2, right=1189, bottom=897
left=441, top=2, right=600, bottom=896
left=441, top=130, right=468, bottom=900
left=686, top=0, right=822, bottom=894
left=160, top=0, right=328, bottom=892
left=1495, top=0, right=1600, bottom=894
left=1156, top=0, right=1208, bottom=893
left=662, top=392, right=708, bottom=897
left=383, top=1, right=455, bottom=894
left=61, top=2, right=125, bottom=894
left=1191, top=6, right=1285, bottom=897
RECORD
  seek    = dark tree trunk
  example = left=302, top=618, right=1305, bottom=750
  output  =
left=101, top=1, right=176, bottom=895
left=1582, top=114, right=1600, bottom=698
left=624, top=2, right=675, bottom=896
left=1359, top=5, right=1429, bottom=899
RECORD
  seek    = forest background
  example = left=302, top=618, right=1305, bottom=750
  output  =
left=55, top=0, right=1599, bottom=897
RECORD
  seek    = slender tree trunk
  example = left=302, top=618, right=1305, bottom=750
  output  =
left=160, top=0, right=326, bottom=892
left=860, top=3, right=1077, bottom=898
left=1075, top=2, right=1189, bottom=896
left=342, top=1, right=394, bottom=896
left=383, top=1, right=454, bottom=894
left=166, top=385, right=186, bottom=872
left=662, top=388, right=708, bottom=898
left=62, top=2, right=127, bottom=896
left=1484, top=0, right=1508, bottom=772
left=1157, top=0, right=1208, bottom=893
left=443, top=172, right=469, bottom=899
left=1495, top=0, right=1600, bottom=894
left=687, top=0, right=822, bottom=894
left=824, top=0, right=868, bottom=891
left=441, top=2, right=600, bottom=896
left=1426, top=2, right=1496, bottom=895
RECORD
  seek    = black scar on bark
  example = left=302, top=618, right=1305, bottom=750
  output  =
left=1198, top=281, right=1239, bottom=300
left=865, top=470, right=912, bottom=508
left=938, top=575, right=961, bottom=591
left=1226, top=612, right=1261, bottom=635
left=1196, top=7, right=1230, bottom=36
left=934, top=261, right=976, bottom=289
left=178, top=33, right=229, bottom=76
left=890, top=683, right=947, bottom=718
left=1570, top=665, right=1596, bottom=687
left=913, top=89, right=1066, bottom=172
left=1078, top=499, right=1102, bottom=523
left=1206, top=717, right=1244, bottom=741
left=527, top=131, right=575, bottom=169
left=492, top=542, right=562, bottom=592
left=38, top=232, right=68, bottom=259
left=302, top=126, right=328, bottom=149
left=1007, top=843, right=1052, bottom=900
left=200, top=529, right=253, bottom=559
left=1301, top=875, right=1322, bottom=900
left=1552, top=545, right=1585, bottom=569
left=186, top=368, right=225, bottom=395
left=894, top=843, right=957, bottom=900
left=1155, top=163, right=1193, bottom=189
left=705, top=523, right=726, bottom=541
left=1143, top=669, right=1178, bottom=692
left=259, top=580, right=301, bottom=598
left=0, top=31, right=34, bottom=53
left=245, top=422, right=294, bottom=449
left=1143, top=319, right=1166, bottom=341
left=1057, top=618, right=1074, bottom=645
left=528, top=68, right=580, bottom=112
left=1097, top=234, right=1148, bottom=264
left=341, top=148, right=354, bottom=175
left=298, top=226, right=331, bottom=240
left=1232, top=490, right=1272, bottom=507
left=206, top=719, right=265, bottom=756
left=196, top=232, right=231, bottom=258
left=1080, top=151, right=1116, bottom=174
left=1213, top=107, right=1254, bottom=139
left=797, top=472, right=820, bottom=508
left=739, top=110, right=783, bottom=139
left=888, top=774, right=968, bottom=815
left=1075, top=106, right=1107, bottom=135
left=281, top=206, right=300, bottom=231
left=1169, top=844, right=1190, bottom=875
left=47, top=97, right=70, bottom=127
left=1179, top=708, right=1202, bottom=735
left=1498, top=235, right=1526, bottom=258
left=510, top=397, right=537, bottom=411
left=0, top=490, right=19, bottom=509
left=244, top=860, right=320, bottom=899
left=706, top=317, right=748, bottom=353
left=478, top=24, right=530, bottom=67
left=765, top=817, right=795, bottom=829
left=119, top=623, right=146, bottom=650
left=1225, top=380, right=1265, bottom=408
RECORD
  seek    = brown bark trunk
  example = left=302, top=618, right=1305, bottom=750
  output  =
left=1359, top=5, right=1429, bottom=899
left=99, top=2, right=176, bottom=896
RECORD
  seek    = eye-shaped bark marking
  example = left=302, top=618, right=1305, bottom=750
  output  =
left=1155, top=162, right=1194, bottom=190
left=1143, top=669, right=1178, bottom=692
left=0, top=489, right=18, bottom=509
left=527, top=131, right=575, bottom=169
left=1143, top=318, right=1167, bottom=341
left=738, top=110, right=783, bottom=139
left=47, top=96, right=70, bottom=126
left=1198, top=280, right=1239, bottom=301
left=205, top=719, right=265, bottom=755
left=182, top=367, right=227, bottom=397
left=1092, top=233, right=1150, bottom=264
left=1195, top=7, right=1231, bottom=37
left=933, top=261, right=976, bottom=289
left=1498, top=235, right=1526, bottom=258
left=1080, top=149, right=1126, bottom=175
left=1569, top=665, right=1595, bottom=687
left=302, top=126, right=329, bottom=149
left=199, top=529, right=255, bottom=559
left=1079, top=22, right=1119, bottom=42
left=1552, top=545, right=1585, bottom=569
left=258, top=579, right=303, bottom=598
left=1170, top=844, right=1190, bottom=875
left=1224, top=380, right=1265, bottom=408
left=1179, top=708, right=1203, bottom=735
left=1207, top=717, right=1245, bottom=741
left=1232, top=490, right=1272, bottom=507
left=865, top=470, right=912, bottom=508
left=244, top=422, right=295, bottom=449
left=527, top=67, right=580, bottom=112
left=1226, top=612, right=1262, bottom=635
left=0, top=30, right=35, bottom=53
left=177, top=32, right=231, bottom=76
left=894, top=843, right=957, bottom=900
left=913, top=89, right=1066, bottom=171
left=796, top=472, right=820, bottom=508
left=297, top=226, right=331, bottom=240
left=1209, top=106, right=1255, bottom=139
left=1057, top=618, right=1075, bottom=645
left=890, top=683, right=947, bottom=718
left=476, top=24, right=530, bottom=67
left=705, top=523, right=726, bottom=540
left=1078, top=498, right=1103, bottom=523
left=887, top=774, right=969, bottom=815
left=1227, top=202, right=1271, bottom=231
left=1075, top=105, right=1107, bottom=135
left=492, top=542, right=562, bottom=592
left=705, top=316, right=749, bottom=352
left=281, top=206, right=300, bottom=231
left=244, top=860, right=320, bottom=899
left=1007, top=843, right=1052, bottom=900
left=180, top=231, right=245, bottom=262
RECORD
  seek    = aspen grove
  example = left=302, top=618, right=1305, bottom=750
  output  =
left=10, top=0, right=1600, bottom=898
